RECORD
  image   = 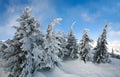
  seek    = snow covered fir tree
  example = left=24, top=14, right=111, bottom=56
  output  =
left=53, top=31, right=67, bottom=59
left=79, top=29, right=93, bottom=63
left=65, top=23, right=78, bottom=59
left=93, top=24, right=111, bottom=63
left=38, top=18, right=62, bottom=70
left=0, top=7, right=44, bottom=77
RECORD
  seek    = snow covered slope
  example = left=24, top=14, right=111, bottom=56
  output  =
left=0, top=58, right=120, bottom=77
left=0, top=40, right=120, bottom=77
left=35, top=58, right=120, bottom=77
left=60, top=58, right=120, bottom=77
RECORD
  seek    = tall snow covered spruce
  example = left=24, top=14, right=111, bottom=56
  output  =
left=1, top=7, right=44, bottom=77
left=54, top=32, right=68, bottom=59
left=38, top=18, right=62, bottom=70
left=93, top=24, right=111, bottom=63
left=65, top=22, right=78, bottom=59
left=79, top=29, right=93, bottom=63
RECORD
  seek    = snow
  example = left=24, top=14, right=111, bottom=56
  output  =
left=0, top=58, right=8, bottom=77
left=0, top=56, right=120, bottom=77
left=35, top=67, right=78, bottom=77
left=0, top=68, right=8, bottom=77
left=34, top=58, right=120, bottom=77
left=60, top=58, right=120, bottom=77
left=0, top=50, right=120, bottom=77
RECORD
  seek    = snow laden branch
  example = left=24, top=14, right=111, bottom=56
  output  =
left=47, top=18, right=62, bottom=37
left=68, top=21, right=76, bottom=35
left=50, top=18, right=62, bottom=27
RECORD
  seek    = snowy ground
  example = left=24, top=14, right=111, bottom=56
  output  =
left=35, top=58, right=120, bottom=77
left=0, top=58, right=120, bottom=77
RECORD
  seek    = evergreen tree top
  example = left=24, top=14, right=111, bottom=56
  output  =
left=81, top=29, right=93, bottom=43
left=68, top=22, right=76, bottom=36
left=22, top=7, right=31, bottom=19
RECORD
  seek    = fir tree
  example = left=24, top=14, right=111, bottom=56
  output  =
left=93, top=24, right=111, bottom=63
left=54, top=32, right=68, bottom=59
left=1, top=7, right=43, bottom=77
left=79, top=29, right=93, bottom=63
left=65, top=22, right=78, bottom=59
left=38, top=18, right=62, bottom=70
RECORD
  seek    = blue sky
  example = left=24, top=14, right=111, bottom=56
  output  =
left=0, top=0, right=120, bottom=43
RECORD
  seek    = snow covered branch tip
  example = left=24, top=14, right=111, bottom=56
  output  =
left=50, top=18, right=62, bottom=27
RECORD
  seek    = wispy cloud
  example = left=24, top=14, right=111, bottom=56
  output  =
left=109, top=31, right=120, bottom=36
left=30, top=0, right=57, bottom=18
left=7, top=6, right=15, bottom=14
left=0, top=0, right=57, bottom=40
left=80, top=12, right=100, bottom=22
left=0, top=15, right=18, bottom=40
left=65, top=5, right=100, bottom=23
left=108, top=22, right=120, bottom=36
left=108, top=41, right=120, bottom=51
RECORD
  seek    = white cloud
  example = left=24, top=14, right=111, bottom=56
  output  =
left=0, top=0, right=58, bottom=40
left=81, top=13, right=91, bottom=22
left=29, top=0, right=57, bottom=24
left=7, top=7, right=15, bottom=13
left=108, top=41, right=120, bottom=55
left=0, top=16, right=18, bottom=40
left=107, top=23, right=120, bottom=41
left=109, top=31, right=120, bottom=36
left=108, top=41, right=120, bottom=50
left=108, top=23, right=120, bottom=36
left=65, top=5, right=100, bottom=22
left=80, top=12, right=100, bottom=22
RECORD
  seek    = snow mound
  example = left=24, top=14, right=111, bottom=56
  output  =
left=35, top=67, right=79, bottom=77
left=60, top=58, right=120, bottom=77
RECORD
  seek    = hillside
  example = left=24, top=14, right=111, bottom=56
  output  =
left=0, top=57, right=120, bottom=77
left=35, top=58, right=120, bottom=77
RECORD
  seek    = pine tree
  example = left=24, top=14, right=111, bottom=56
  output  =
left=38, top=18, right=62, bottom=70
left=65, top=23, right=78, bottom=59
left=79, top=29, right=93, bottom=63
left=54, top=32, right=68, bottom=59
left=1, top=7, right=44, bottom=77
left=93, top=24, right=111, bottom=63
